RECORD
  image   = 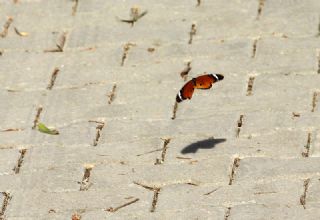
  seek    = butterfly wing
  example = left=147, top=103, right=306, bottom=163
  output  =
left=194, top=75, right=214, bottom=89
left=194, top=74, right=224, bottom=89
left=176, top=80, right=195, bottom=102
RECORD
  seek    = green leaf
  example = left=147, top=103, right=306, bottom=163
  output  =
left=37, top=123, right=59, bottom=135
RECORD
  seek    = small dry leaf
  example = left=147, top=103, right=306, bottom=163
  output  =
left=14, top=27, right=29, bottom=37
left=37, top=123, right=59, bottom=135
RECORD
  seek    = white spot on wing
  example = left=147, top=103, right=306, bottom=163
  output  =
left=178, top=91, right=183, bottom=101
left=212, top=74, right=219, bottom=81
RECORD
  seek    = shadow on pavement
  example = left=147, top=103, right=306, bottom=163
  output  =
left=181, top=138, right=226, bottom=154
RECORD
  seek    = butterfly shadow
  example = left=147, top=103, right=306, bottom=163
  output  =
left=181, top=138, right=226, bottom=154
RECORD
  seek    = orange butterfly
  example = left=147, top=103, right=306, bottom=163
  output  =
left=176, top=74, right=224, bottom=103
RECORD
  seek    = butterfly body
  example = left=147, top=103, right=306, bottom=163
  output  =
left=176, top=74, right=224, bottom=103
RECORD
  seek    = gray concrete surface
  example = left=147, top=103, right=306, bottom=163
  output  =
left=1, top=0, right=320, bottom=219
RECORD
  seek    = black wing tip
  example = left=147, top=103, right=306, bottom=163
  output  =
left=211, top=73, right=224, bottom=81
left=176, top=94, right=182, bottom=103
left=216, top=74, right=224, bottom=80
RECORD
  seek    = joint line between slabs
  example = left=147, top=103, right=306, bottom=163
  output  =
left=228, top=157, right=240, bottom=185
left=256, top=0, right=265, bottom=20
left=300, top=178, right=310, bottom=209
left=246, top=76, right=255, bottom=96
left=0, top=192, right=12, bottom=218
left=13, top=149, right=27, bottom=174
left=154, top=138, right=171, bottom=165
left=188, top=23, right=197, bottom=44
left=72, top=0, right=79, bottom=16
left=32, top=106, right=43, bottom=129
left=79, top=165, right=93, bottom=191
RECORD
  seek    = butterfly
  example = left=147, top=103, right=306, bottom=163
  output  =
left=176, top=74, right=224, bottom=103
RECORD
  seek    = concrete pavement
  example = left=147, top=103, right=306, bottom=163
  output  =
left=1, top=0, right=320, bottom=219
